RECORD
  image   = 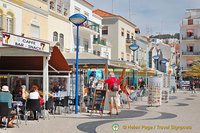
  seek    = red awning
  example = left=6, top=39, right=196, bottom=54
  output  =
left=187, top=30, right=193, bottom=33
left=0, top=46, right=71, bottom=74
left=186, top=60, right=193, bottom=64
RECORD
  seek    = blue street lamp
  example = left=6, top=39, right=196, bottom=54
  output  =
left=69, top=14, right=87, bottom=114
left=161, top=59, right=167, bottom=74
left=153, top=55, right=160, bottom=76
left=129, top=43, right=139, bottom=87
left=172, top=63, right=176, bottom=76
left=178, top=66, right=182, bottom=89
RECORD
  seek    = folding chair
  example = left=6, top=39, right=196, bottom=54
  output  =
left=0, top=102, right=9, bottom=130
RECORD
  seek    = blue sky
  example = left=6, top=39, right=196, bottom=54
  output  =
left=87, top=0, right=200, bottom=36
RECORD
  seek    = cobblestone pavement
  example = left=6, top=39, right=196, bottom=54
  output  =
left=0, top=90, right=200, bottom=133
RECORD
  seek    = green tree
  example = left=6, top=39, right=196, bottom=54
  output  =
left=186, top=60, right=200, bottom=76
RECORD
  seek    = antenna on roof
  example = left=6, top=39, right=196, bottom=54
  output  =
left=112, top=0, right=114, bottom=13
left=129, top=0, right=131, bottom=19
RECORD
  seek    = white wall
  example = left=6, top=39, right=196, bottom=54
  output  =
left=0, top=0, right=22, bottom=35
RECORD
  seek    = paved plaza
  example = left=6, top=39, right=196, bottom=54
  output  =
left=1, top=90, right=200, bottom=133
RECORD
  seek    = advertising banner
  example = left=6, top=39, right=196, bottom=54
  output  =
left=148, top=76, right=162, bottom=106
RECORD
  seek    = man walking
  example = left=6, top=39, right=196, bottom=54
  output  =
left=99, top=72, right=120, bottom=115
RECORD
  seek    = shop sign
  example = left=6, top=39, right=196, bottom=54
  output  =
left=139, top=78, right=143, bottom=83
left=2, top=32, right=50, bottom=53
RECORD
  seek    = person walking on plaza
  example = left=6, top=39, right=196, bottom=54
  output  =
left=191, top=82, right=196, bottom=94
left=99, top=72, right=120, bottom=115
left=0, top=85, right=17, bottom=128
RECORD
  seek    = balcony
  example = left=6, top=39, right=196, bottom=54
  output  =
left=80, top=20, right=99, bottom=33
left=182, top=51, right=200, bottom=56
left=182, top=36, right=200, bottom=40
left=126, top=38, right=135, bottom=44
left=93, top=38, right=106, bottom=46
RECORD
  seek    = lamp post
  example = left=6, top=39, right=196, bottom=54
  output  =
left=161, top=59, right=167, bottom=74
left=172, top=63, right=176, bottom=76
left=153, top=55, right=160, bottom=76
left=129, top=43, right=139, bottom=87
left=69, top=14, right=87, bottom=114
left=178, top=66, right=182, bottom=89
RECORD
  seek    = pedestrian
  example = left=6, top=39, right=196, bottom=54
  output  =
left=191, top=82, right=196, bottom=94
left=99, top=72, right=120, bottom=115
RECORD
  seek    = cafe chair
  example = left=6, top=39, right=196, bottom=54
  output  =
left=61, top=96, right=69, bottom=114
left=55, top=96, right=69, bottom=114
left=0, top=102, right=9, bottom=130
left=25, top=99, right=40, bottom=125
left=68, top=96, right=80, bottom=112
left=44, top=97, right=55, bottom=120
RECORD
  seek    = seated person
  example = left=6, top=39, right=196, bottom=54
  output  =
left=0, top=85, right=17, bottom=128
left=12, top=85, right=22, bottom=101
left=29, top=85, right=40, bottom=120
left=21, top=85, right=29, bottom=100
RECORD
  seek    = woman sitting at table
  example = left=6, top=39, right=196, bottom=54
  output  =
left=29, top=85, right=40, bottom=120
left=21, top=85, right=29, bottom=100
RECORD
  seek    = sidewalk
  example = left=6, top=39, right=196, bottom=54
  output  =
left=1, top=90, right=200, bottom=133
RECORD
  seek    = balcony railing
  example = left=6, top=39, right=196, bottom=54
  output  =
left=182, top=51, right=200, bottom=55
left=93, top=38, right=106, bottom=46
left=81, top=20, right=99, bottom=33
left=126, top=38, right=135, bottom=44
left=182, top=36, right=200, bottom=40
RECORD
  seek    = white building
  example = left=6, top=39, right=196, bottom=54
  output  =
left=93, top=9, right=137, bottom=62
left=69, top=0, right=111, bottom=59
left=148, top=42, right=176, bottom=75
left=180, top=9, right=200, bottom=71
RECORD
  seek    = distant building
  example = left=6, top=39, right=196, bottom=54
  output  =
left=180, top=9, right=200, bottom=71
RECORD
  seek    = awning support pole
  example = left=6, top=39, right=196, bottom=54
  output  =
left=43, top=56, right=49, bottom=118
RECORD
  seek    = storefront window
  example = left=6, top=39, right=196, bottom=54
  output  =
left=0, top=76, right=8, bottom=90
left=49, top=77, right=69, bottom=96
left=29, top=77, right=43, bottom=91
left=10, top=76, right=26, bottom=96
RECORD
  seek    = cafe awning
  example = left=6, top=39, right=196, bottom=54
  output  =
left=0, top=46, right=71, bottom=74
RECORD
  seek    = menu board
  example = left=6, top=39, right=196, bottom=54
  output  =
left=161, top=88, right=169, bottom=103
left=148, top=77, right=162, bottom=106
left=92, top=89, right=106, bottom=111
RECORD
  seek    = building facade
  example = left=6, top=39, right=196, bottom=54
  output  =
left=93, top=9, right=137, bottom=62
left=180, top=9, right=200, bottom=71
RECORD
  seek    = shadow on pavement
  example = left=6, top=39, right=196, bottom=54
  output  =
left=145, top=112, right=177, bottom=120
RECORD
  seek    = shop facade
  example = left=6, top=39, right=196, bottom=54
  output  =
left=0, top=32, right=71, bottom=101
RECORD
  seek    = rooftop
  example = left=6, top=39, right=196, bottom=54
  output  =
left=93, top=9, right=136, bottom=27
left=81, top=0, right=94, bottom=7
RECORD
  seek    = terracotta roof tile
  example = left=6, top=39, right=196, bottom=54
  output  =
left=142, top=36, right=151, bottom=41
left=135, top=28, right=140, bottom=32
left=93, top=9, right=116, bottom=17
left=93, top=9, right=136, bottom=27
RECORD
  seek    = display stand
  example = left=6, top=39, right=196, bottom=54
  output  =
left=90, top=89, right=107, bottom=117
left=161, top=76, right=170, bottom=103
left=148, top=76, right=162, bottom=106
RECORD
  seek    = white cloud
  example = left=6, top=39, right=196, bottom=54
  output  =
left=88, top=0, right=200, bottom=36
